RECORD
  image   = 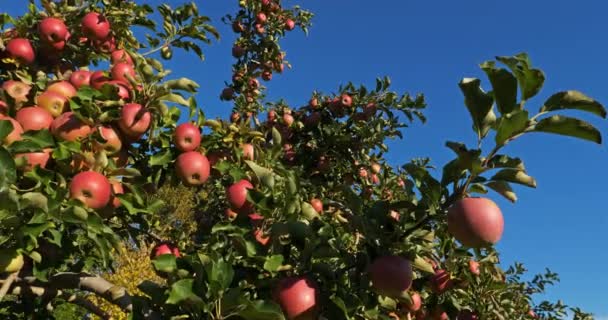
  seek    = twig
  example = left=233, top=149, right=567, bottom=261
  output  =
left=0, top=272, right=18, bottom=302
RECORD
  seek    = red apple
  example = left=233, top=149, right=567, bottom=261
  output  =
left=310, top=198, right=323, bottom=213
left=268, top=109, right=277, bottom=122
left=38, top=18, right=69, bottom=44
left=431, top=308, right=448, bottom=320
left=47, top=81, right=77, bottom=99
left=469, top=260, right=480, bottom=275
left=37, top=91, right=67, bottom=117
left=340, top=94, right=353, bottom=107
left=118, top=103, right=151, bottom=138
left=2, top=80, right=31, bottom=103
left=262, top=70, right=273, bottom=81
left=174, top=123, right=201, bottom=152
left=69, top=171, right=111, bottom=209
left=283, top=143, right=296, bottom=162
left=50, top=112, right=92, bottom=141
left=6, top=38, right=35, bottom=64
left=227, top=179, right=254, bottom=210
left=111, top=62, right=136, bottom=84
left=93, top=36, right=116, bottom=53
left=109, top=180, right=124, bottom=208
left=285, top=19, right=296, bottom=31
left=241, top=143, right=254, bottom=160
left=175, top=151, right=210, bottom=186
left=70, top=70, right=92, bottom=89
left=90, top=71, right=111, bottom=89
left=225, top=208, right=238, bottom=221
left=274, top=276, right=319, bottom=320
left=447, top=197, right=504, bottom=248
left=15, top=107, right=53, bottom=131
left=110, top=49, right=133, bottom=65
left=220, top=87, right=235, bottom=100
left=283, top=113, right=294, bottom=127
left=81, top=12, right=111, bottom=40
left=152, top=243, right=180, bottom=258
left=369, top=255, right=413, bottom=297
left=371, top=174, right=380, bottom=184
left=431, top=269, right=453, bottom=294
left=0, top=116, right=23, bottom=145
left=232, top=45, right=245, bottom=58
left=255, top=23, right=265, bottom=34
left=254, top=228, right=270, bottom=246
left=103, top=80, right=130, bottom=100
left=405, top=292, right=422, bottom=312
left=93, top=126, right=122, bottom=155
left=256, top=12, right=268, bottom=24
left=16, top=149, right=52, bottom=171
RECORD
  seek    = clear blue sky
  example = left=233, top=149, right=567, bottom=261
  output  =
left=5, top=0, right=608, bottom=317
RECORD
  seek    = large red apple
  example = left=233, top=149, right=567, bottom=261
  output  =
left=69, top=171, right=111, bottom=209
left=241, top=143, right=254, bottom=160
left=2, top=80, right=31, bottom=103
left=174, top=123, right=201, bottom=152
left=15, top=149, right=52, bottom=171
left=50, top=112, right=92, bottom=141
left=256, top=12, right=267, bottom=24
left=15, top=107, right=53, bottom=131
left=226, top=179, right=254, bottom=211
left=93, top=126, right=122, bottom=155
left=70, top=70, right=92, bottom=89
left=110, top=49, right=133, bottom=65
left=431, top=269, right=453, bottom=294
left=6, top=38, right=35, bottom=64
left=175, top=151, right=210, bottom=186
left=274, top=276, right=318, bottom=320
left=310, top=198, right=323, bottom=213
left=152, top=242, right=180, bottom=258
left=109, top=180, right=124, bottom=208
left=368, top=255, right=413, bottom=297
left=111, top=62, right=136, bottom=84
left=447, top=197, right=504, bottom=248
left=469, top=260, right=480, bottom=275
left=405, top=292, right=422, bottom=312
left=37, top=91, right=67, bottom=117
left=81, top=12, right=111, bottom=40
left=47, top=81, right=77, bottom=99
left=0, top=116, right=23, bottom=145
left=90, top=71, right=111, bottom=89
left=118, top=103, right=151, bottom=138
left=284, top=19, right=296, bottom=31
left=38, top=18, right=69, bottom=44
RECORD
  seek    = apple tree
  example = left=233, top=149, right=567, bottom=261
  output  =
left=0, top=1, right=604, bottom=319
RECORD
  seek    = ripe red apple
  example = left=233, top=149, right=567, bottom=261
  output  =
left=50, top=112, right=92, bottom=141
left=274, top=276, right=318, bottom=320
left=93, top=36, right=116, bottom=53
left=81, top=12, right=111, bottom=40
left=227, top=179, right=254, bottom=210
left=69, top=171, right=111, bottom=209
left=16, top=149, right=52, bottom=171
left=256, top=12, right=268, bottom=24
left=369, top=255, right=413, bottom=297
left=254, top=228, right=270, bottom=246
left=152, top=242, right=180, bottom=258
left=268, top=109, right=277, bottom=122
left=118, top=103, right=151, bottom=138
left=6, top=38, right=35, bottom=64
left=389, top=210, right=400, bottom=221
left=310, top=198, right=323, bottom=213
left=340, top=94, right=353, bottom=107
left=3, top=80, right=31, bottom=103
left=527, top=309, right=538, bottom=318
left=0, top=116, right=23, bottom=145
left=37, top=91, right=67, bottom=117
left=104, top=80, right=130, bottom=100
left=262, top=70, right=273, bottom=81
left=220, top=87, right=235, bottom=100
left=469, top=260, right=480, bottom=275
left=255, top=23, right=265, bottom=34
left=447, top=197, right=504, bottom=248
left=38, top=17, right=69, bottom=44
left=109, top=180, right=124, bottom=208
left=283, top=113, right=294, bottom=127
left=284, top=19, right=296, bottom=31
left=93, top=126, right=122, bottom=155
left=174, top=123, right=201, bottom=152
left=110, top=49, right=133, bottom=65
left=70, top=70, right=92, bottom=89
left=241, top=143, right=254, bottom=160
left=15, top=107, right=53, bottom=131
left=371, top=174, right=380, bottom=184
left=175, top=151, right=210, bottom=186
left=405, top=292, right=422, bottom=312
left=225, top=208, right=238, bottom=221
left=90, top=71, right=111, bottom=89
left=431, top=269, right=453, bottom=294
left=47, top=81, right=77, bottom=99
left=232, top=45, right=245, bottom=58
left=111, top=62, right=136, bottom=84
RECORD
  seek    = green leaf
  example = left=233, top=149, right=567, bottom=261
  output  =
left=540, top=91, right=607, bottom=118
left=532, top=115, right=602, bottom=144
left=159, top=93, right=190, bottom=106
left=149, top=149, right=173, bottom=166
left=0, top=147, right=17, bottom=191
left=166, top=279, right=203, bottom=305
left=486, top=181, right=517, bottom=202
left=458, top=78, right=496, bottom=139
left=487, top=155, right=526, bottom=171
left=152, top=254, right=177, bottom=273
left=330, top=296, right=352, bottom=320
left=263, top=255, right=284, bottom=273
left=0, top=120, right=14, bottom=141
left=412, top=255, right=435, bottom=274
left=20, top=192, right=48, bottom=212
left=496, top=53, right=545, bottom=101
left=271, top=126, right=282, bottom=146
left=495, top=109, right=529, bottom=146
left=491, top=169, right=536, bottom=188
left=207, top=259, right=234, bottom=290
left=245, top=161, right=275, bottom=189
left=480, top=62, right=518, bottom=114
left=237, top=300, right=285, bottom=320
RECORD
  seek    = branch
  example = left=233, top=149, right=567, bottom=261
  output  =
left=0, top=272, right=18, bottom=302
left=11, top=285, right=111, bottom=319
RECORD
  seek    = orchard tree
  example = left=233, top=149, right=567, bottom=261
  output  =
left=0, top=1, right=604, bottom=319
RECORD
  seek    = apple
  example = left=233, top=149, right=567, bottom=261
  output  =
left=152, top=242, right=180, bottom=258
left=104, top=80, right=130, bottom=100
left=81, top=12, right=111, bottom=40
left=310, top=198, right=323, bottom=213
left=0, top=116, right=23, bottom=145
left=283, top=144, right=296, bottom=162
left=174, top=123, right=201, bottom=152
left=6, top=38, right=35, bottom=64
left=268, top=109, right=277, bottom=122
left=111, top=62, right=136, bottom=84
left=37, top=91, right=67, bottom=117
left=0, top=101, right=7, bottom=115
left=405, top=292, right=422, bottom=312
left=285, top=19, right=296, bottom=31
left=527, top=309, right=538, bottom=318
left=118, top=103, right=151, bottom=138
left=70, top=70, right=92, bottom=89
left=47, top=81, right=77, bottom=99
left=232, top=21, right=245, bottom=33
left=69, top=171, right=112, bottom=209
left=175, top=151, right=210, bottom=186
left=389, top=210, right=400, bottom=221
left=227, top=179, right=254, bottom=210
left=15, top=107, right=53, bottom=131
left=368, top=255, right=413, bottom=297
left=255, top=23, right=265, bottom=34
left=93, top=126, right=122, bottom=155
left=225, top=208, right=238, bottom=221
left=50, top=112, right=92, bottom=141
left=232, top=45, right=245, bottom=58
left=93, top=36, right=116, bottom=53
left=359, top=168, right=368, bottom=179
left=90, top=71, right=111, bottom=89
left=256, top=12, right=268, bottom=24
left=254, top=228, right=270, bottom=246
left=447, top=197, right=504, bottom=248
left=283, top=113, right=294, bottom=127
left=469, top=260, right=480, bottom=275
left=2, top=80, right=31, bottom=103
left=38, top=17, right=69, bottom=44
left=261, top=0, right=271, bottom=7
left=220, top=87, right=235, bottom=100
left=371, top=162, right=381, bottom=174
left=340, top=94, right=353, bottom=107
left=431, top=308, right=448, bottom=320
left=371, top=174, right=380, bottom=184
left=431, top=269, right=453, bottom=294
left=111, top=49, right=133, bottom=65
left=15, top=149, right=51, bottom=171
left=274, top=276, right=318, bottom=320
left=241, top=143, right=254, bottom=160
left=0, top=249, right=24, bottom=273
left=109, top=180, right=124, bottom=208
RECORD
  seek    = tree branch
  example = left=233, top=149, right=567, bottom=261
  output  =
left=0, top=272, right=18, bottom=302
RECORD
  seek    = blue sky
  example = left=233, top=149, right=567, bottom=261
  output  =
left=4, top=0, right=608, bottom=316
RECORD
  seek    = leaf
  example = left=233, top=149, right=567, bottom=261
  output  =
left=245, top=161, right=274, bottom=189
left=208, top=259, right=234, bottom=290
left=271, top=126, right=282, bottom=146
left=495, top=109, right=529, bottom=146
left=540, top=90, right=606, bottom=118
left=166, top=279, right=203, bottom=305
left=237, top=300, right=285, bottom=320
left=496, top=53, right=545, bottom=101
left=149, top=149, right=173, bottom=166
left=0, top=147, right=17, bottom=191
left=480, top=62, right=518, bottom=114
left=263, top=255, right=284, bottom=273
left=412, top=255, right=435, bottom=274
left=152, top=254, right=177, bottom=273
left=159, top=93, right=190, bottom=106
left=487, top=155, right=526, bottom=171
left=0, top=119, right=14, bottom=141
left=458, top=78, right=496, bottom=139
left=491, top=169, right=537, bottom=188
left=20, top=192, right=48, bottom=212
left=532, top=115, right=602, bottom=144
left=330, top=296, right=352, bottom=320
left=486, top=181, right=517, bottom=202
